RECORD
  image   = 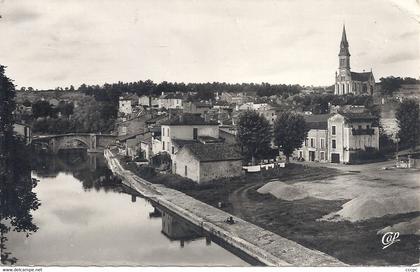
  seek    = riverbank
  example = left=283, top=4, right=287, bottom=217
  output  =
left=104, top=149, right=345, bottom=266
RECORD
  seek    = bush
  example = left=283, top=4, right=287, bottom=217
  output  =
left=135, top=165, right=156, bottom=179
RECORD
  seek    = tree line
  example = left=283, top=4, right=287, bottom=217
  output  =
left=0, top=65, right=40, bottom=265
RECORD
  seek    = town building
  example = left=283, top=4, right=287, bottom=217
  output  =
left=155, top=113, right=219, bottom=159
left=13, top=123, right=32, bottom=145
left=173, top=143, right=242, bottom=183
left=116, top=115, right=147, bottom=136
left=219, top=92, right=249, bottom=105
left=183, top=101, right=212, bottom=116
left=219, top=125, right=237, bottom=144
left=328, top=112, right=379, bottom=163
left=294, top=114, right=330, bottom=162
left=118, top=96, right=133, bottom=115
left=334, top=25, right=375, bottom=95
left=139, top=95, right=159, bottom=108
left=294, top=109, right=379, bottom=164
left=158, top=92, right=183, bottom=109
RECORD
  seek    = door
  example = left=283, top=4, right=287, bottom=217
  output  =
left=331, top=153, right=340, bottom=163
left=193, top=128, right=198, bottom=140
left=309, top=151, right=315, bottom=162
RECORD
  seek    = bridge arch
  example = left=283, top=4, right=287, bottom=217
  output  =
left=54, top=136, right=91, bottom=153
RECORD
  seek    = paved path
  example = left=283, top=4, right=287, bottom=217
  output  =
left=104, top=149, right=345, bottom=267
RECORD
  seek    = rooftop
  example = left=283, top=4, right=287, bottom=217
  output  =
left=350, top=71, right=373, bottom=82
left=183, top=143, right=242, bottom=162
left=161, top=113, right=219, bottom=126
left=339, top=112, right=378, bottom=122
left=304, top=114, right=331, bottom=130
left=161, top=93, right=184, bottom=99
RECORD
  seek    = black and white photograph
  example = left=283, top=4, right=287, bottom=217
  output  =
left=0, top=0, right=419, bottom=271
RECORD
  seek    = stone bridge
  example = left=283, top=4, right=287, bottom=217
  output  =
left=33, top=133, right=116, bottom=154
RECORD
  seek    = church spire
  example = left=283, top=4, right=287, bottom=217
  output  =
left=339, top=24, right=350, bottom=56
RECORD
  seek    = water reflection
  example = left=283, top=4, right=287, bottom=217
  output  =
left=0, top=139, right=40, bottom=265
left=3, top=150, right=249, bottom=266
left=32, top=151, right=120, bottom=193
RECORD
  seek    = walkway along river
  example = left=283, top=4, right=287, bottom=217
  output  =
left=2, top=151, right=249, bottom=266
left=104, top=149, right=345, bottom=266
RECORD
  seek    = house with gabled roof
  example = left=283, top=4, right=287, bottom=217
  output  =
left=173, top=143, right=243, bottom=183
left=156, top=113, right=219, bottom=158
left=294, top=114, right=331, bottom=162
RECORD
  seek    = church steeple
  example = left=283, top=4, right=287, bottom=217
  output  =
left=338, top=24, right=350, bottom=69
left=339, top=24, right=350, bottom=56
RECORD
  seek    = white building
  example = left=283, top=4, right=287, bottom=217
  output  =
left=139, top=95, right=159, bottom=108
left=119, top=97, right=132, bottom=115
left=154, top=113, right=220, bottom=159
left=328, top=112, right=379, bottom=163
left=158, top=93, right=183, bottom=109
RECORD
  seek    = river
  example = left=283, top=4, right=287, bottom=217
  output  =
left=2, top=151, right=249, bottom=266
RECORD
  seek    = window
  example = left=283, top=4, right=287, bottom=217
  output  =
left=171, top=146, right=174, bottom=154
left=167, top=128, right=170, bottom=137
left=299, top=151, right=303, bottom=158
left=162, top=141, right=165, bottom=150
left=320, top=138, right=325, bottom=149
left=162, top=127, right=165, bottom=137
left=332, top=140, right=336, bottom=149
left=332, top=126, right=336, bottom=135
left=358, top=125, right=362, bottom=130
left=320, top=152, right=325, bottom=161
left=174, top=163, right=176, bottom=173
left=184, top=165, right=188, bottom=176
left=305, top=138, right=308, bottom=147
left=310, top=138, right=315, bottom=148
left=193, top=128, right=198, bottom=140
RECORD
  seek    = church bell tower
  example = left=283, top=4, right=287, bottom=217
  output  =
left=338, top=25, right=351, bottom=71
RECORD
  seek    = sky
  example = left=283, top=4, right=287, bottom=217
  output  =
left=0, top=0, right=419, bottom=89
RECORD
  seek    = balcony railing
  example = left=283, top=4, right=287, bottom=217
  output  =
left=351, top=128, right=375, bottom=135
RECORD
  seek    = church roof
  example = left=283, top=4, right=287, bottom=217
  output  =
left=350, top=71, right=373, bottom=82
left=339, top=25, right=350, bottom=56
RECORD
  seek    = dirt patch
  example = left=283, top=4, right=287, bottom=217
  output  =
left=378, top=216, right=420, bottom=235
left=257, top=181, right=308, bottom=201
left=245, top=188, right=420, bottom=265
left=322, top=193, right=420, bottom=222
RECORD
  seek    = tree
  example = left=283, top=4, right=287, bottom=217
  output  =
left=396, top=99, right=419, bottom=149
left=379, top=76, right=402, bottom=96
left=0, top=65, right=16, bottom=147
left=32, top=100, right=53, bottom=118
left=0, top=65, right=40, bottom=265
left=273, top=111, right=308, bottom=162
left=236, top=110, right=272, bottom=165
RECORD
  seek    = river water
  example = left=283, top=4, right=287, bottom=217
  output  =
left=3, top=152, right=249, bottom=266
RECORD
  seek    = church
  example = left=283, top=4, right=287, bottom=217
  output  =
left=334, top=25, right=375, bottom=95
